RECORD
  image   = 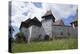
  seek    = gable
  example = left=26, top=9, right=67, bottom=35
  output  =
left=42, top=10, right=55, bottom=22
left=20, top=17, right=42, bottom=29
left=53, top=19, right=64, bottom=26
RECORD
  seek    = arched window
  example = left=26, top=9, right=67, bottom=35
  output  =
left=60, top=32, right=63, bottom=35
left=44, top=35, right=49, bottom=40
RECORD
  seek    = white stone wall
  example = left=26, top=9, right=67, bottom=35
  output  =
left=40, top=26, right=46, bottom=40
left=30, top=25, right=41, bottom=41
left=21, top=26, right=41, bottom=41
left=52, top=26, right=66, bottom=38
left=52, top=26, right=77, bottom=38
left=20, top=27, right=29, bottom=41
left=21, top=21, right=78, bottom=41
left=42, top=19, right=53, bottom=38
left=68, top=27, right=77, bottom=38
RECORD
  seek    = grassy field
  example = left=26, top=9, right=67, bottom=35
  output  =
left=12, top=38, right=78, bottom=53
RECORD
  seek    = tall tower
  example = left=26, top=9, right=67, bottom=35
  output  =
left=41, top=10, right=55, bottom=39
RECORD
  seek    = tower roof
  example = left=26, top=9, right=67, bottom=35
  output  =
left=42, top=10, right=55, bottom=22
left=42, top=10, right=54, bottom=18
left=20, top=17, right=42, bottom=29
left=44, top=10, right=52, bottom=16
left=53, top=19, right=64, bottom=26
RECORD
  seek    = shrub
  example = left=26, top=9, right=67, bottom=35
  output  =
left=15, top=32, right=26, bottom=43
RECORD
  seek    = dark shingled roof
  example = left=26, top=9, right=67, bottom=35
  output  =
left=53, top=19, right=64, bottom=26
left=43, top=10, right=53, bottom=16
left=70, top=18, right=78, bottom=24
left=20, top=17, right=42, bottom=29
left=70, top=18, right=78, bottom=27
left=70, top=9, right=78, bottom=26
left=42, top=10, right=55, bottom=22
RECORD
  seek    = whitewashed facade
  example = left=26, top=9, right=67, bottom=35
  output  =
left=20, top=10, right=78, bottom=42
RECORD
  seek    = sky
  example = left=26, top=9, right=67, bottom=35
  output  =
left=10, top=1, right=78, bottom=38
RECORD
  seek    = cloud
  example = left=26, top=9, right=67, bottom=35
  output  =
left=11, top=1, right=77, bottom=37
left=33, top=2, right=42, bottom=8
left=22, top=11, right=28, bottom=16
left=48, top=4, right=77, bottom=21
left=11, top=2, right=78, bottom=26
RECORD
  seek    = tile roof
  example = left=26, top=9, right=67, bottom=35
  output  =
left=42, top=10, right=55, bottom=22
left=20, top=17, right=42, bottom=29
left=53, top=19, right=64, bottom=26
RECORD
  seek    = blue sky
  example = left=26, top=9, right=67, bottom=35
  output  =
left=33, top=2, right=42, bottom=8
left=63, top=13, right=77, bottom=25
left=10, top=1, right=78, bottom=37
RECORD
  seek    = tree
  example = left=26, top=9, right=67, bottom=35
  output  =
left=15, top=32, right=26, bottom=43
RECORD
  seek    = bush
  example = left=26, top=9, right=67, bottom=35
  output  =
left=15, top=32, right=26, bottom=43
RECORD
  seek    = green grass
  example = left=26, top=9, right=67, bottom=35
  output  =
left=12, top=38, right=78, bottom=53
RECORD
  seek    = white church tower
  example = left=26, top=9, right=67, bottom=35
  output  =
left=41, top=10, right=55, bottom=39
